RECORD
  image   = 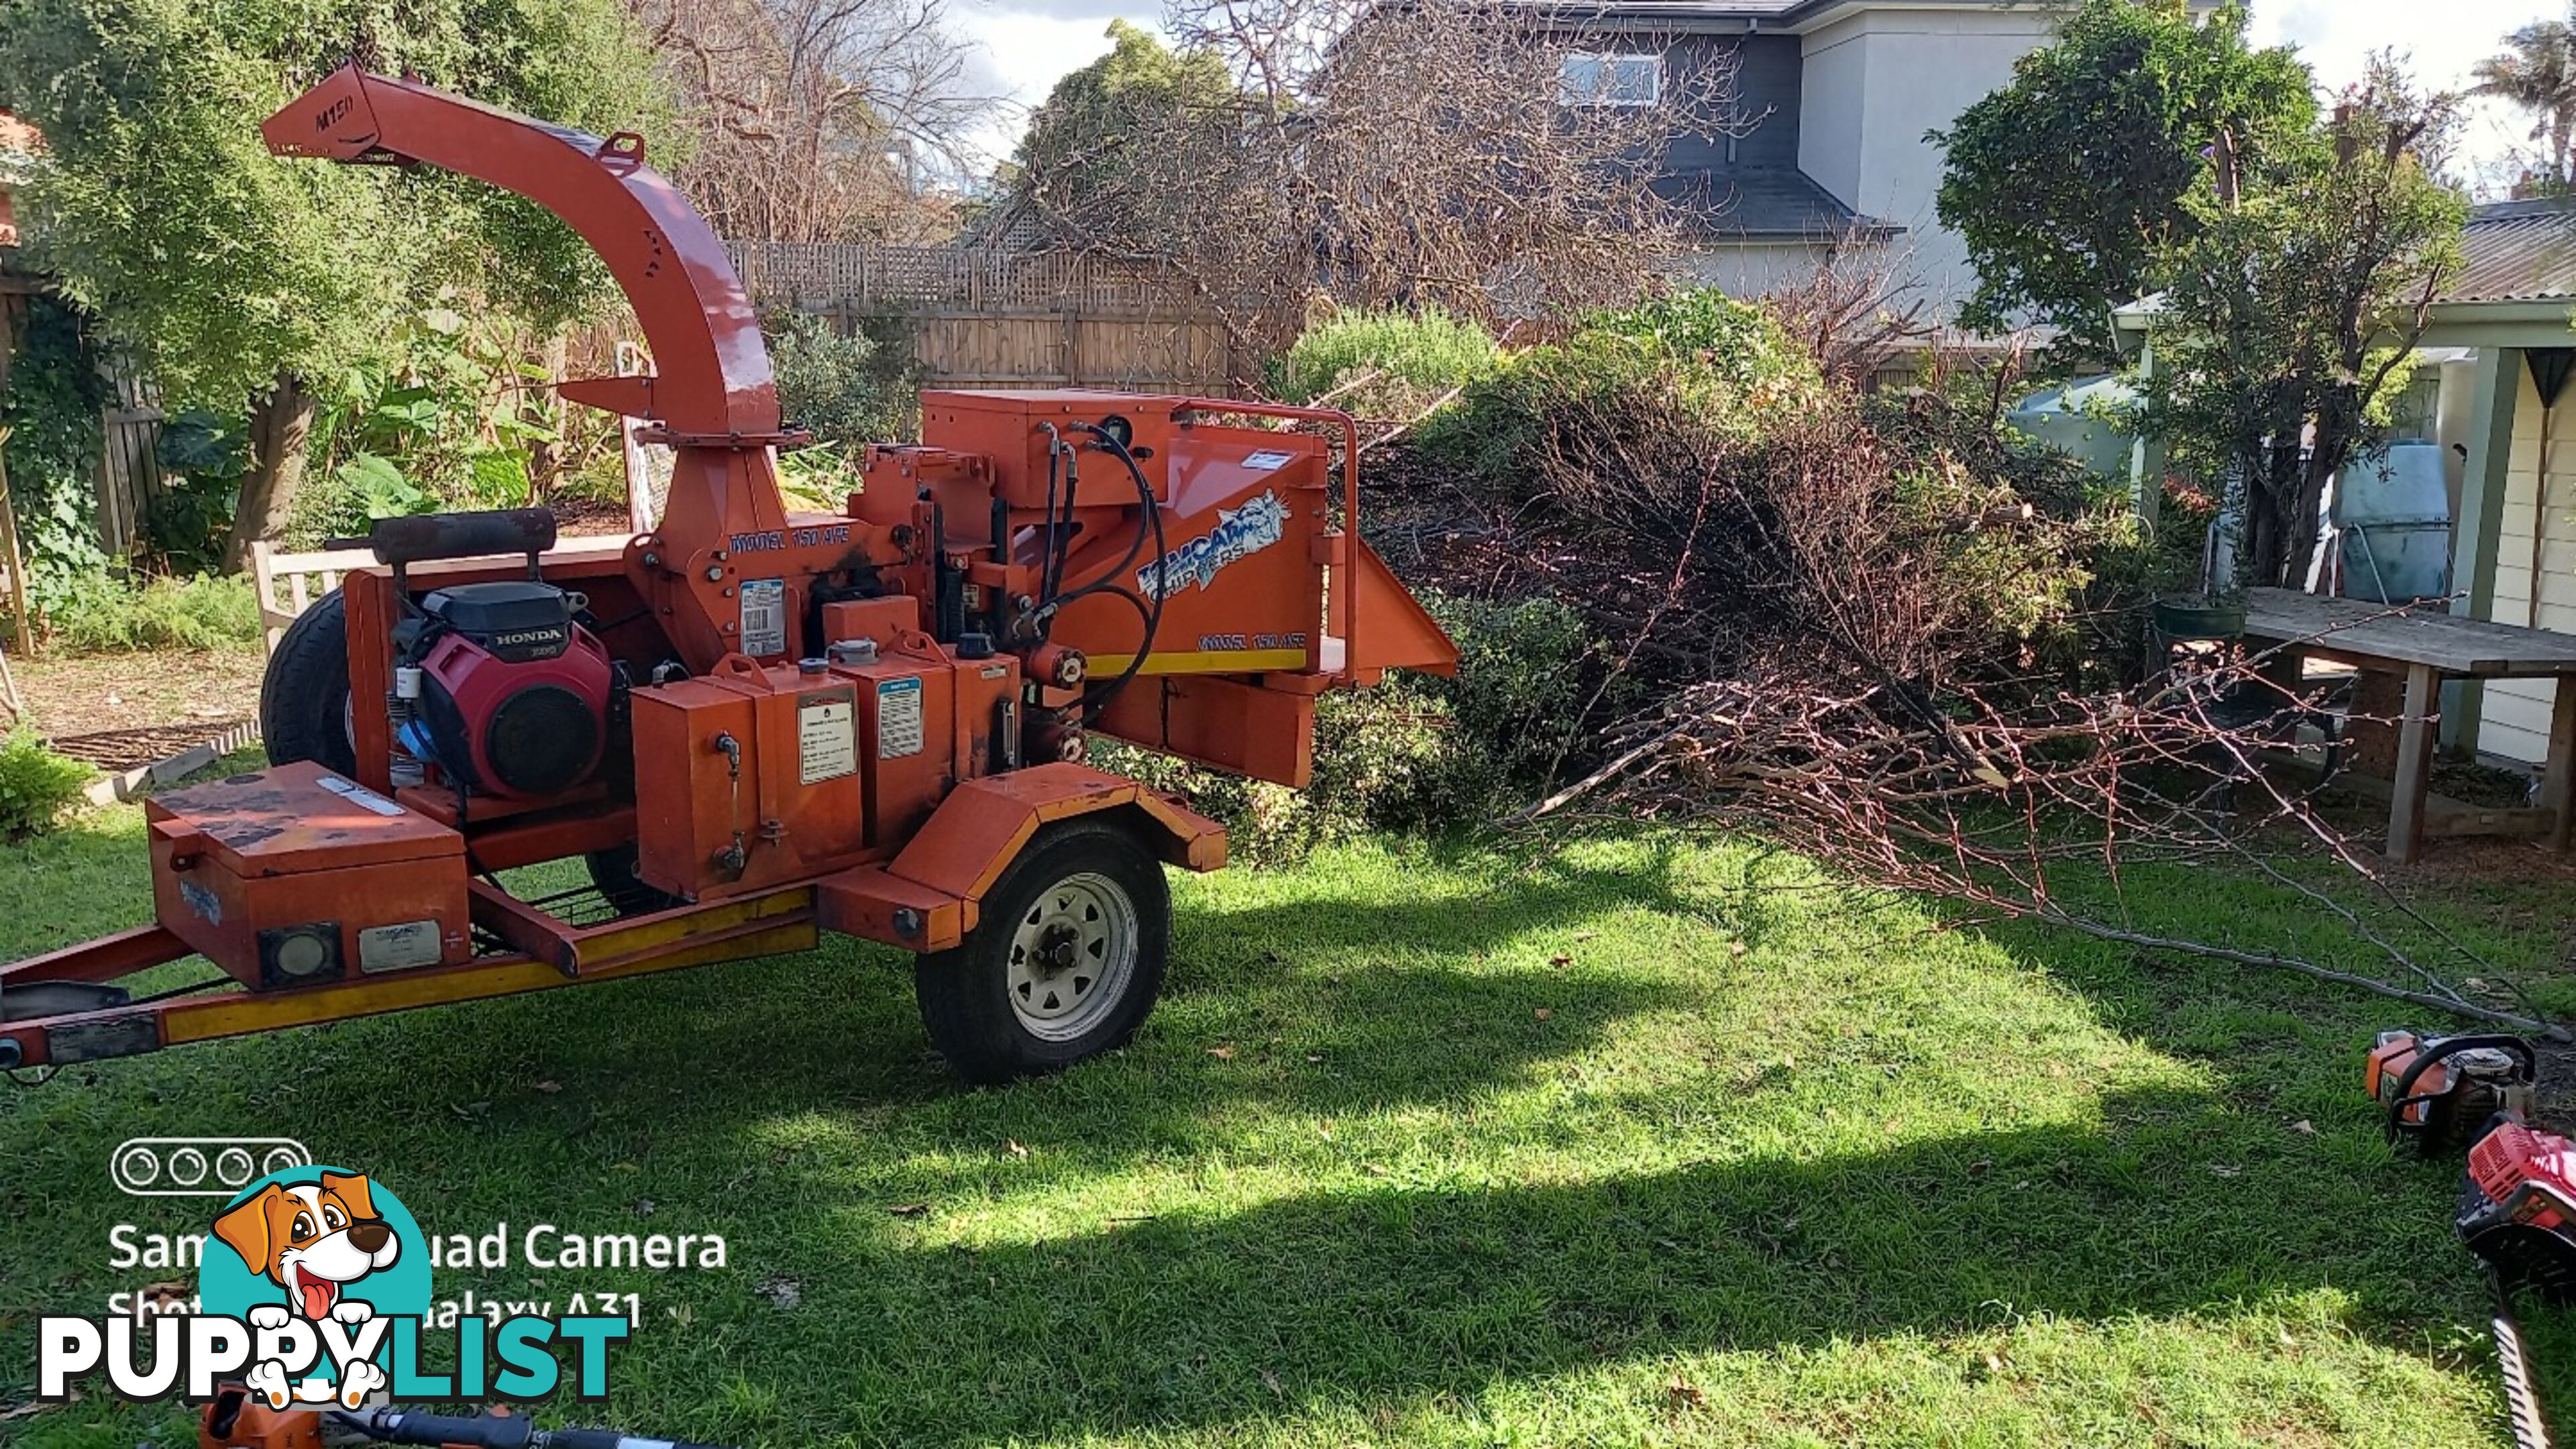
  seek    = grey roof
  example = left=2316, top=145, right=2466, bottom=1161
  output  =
left=1506, top=0, right=2215, bottom=31
left=1656, top=166, right=1896, bottom=239
left=2445, top=196, right=2576, bottom=305
left=1505, top=0, right=2025, bottom=29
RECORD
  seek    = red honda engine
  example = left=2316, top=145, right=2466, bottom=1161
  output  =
left=400, top=581, right=612, bottom=800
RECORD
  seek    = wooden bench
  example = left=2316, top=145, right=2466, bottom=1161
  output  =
left=248, top=534, right=635, bottom=657
left=247, top=541, right=371, bottom=656
left=2243, top=588, right=2576, bottom=863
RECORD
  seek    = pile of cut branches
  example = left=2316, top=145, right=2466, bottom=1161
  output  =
left=1375, top=327, right=2560, bottom=1038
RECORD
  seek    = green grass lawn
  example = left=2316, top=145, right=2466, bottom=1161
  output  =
left=3, top=773, right=2573, bottom=1447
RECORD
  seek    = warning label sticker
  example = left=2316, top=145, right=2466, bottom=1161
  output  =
left=358, top=920, right=442, bottom=973
left=741, top=578, right=786, bottom=657
left=798, top=690, right=859, bottom=785
left=877, top=676, right=925, bottom=760
left=1240, top=449, right=1295, bottom=471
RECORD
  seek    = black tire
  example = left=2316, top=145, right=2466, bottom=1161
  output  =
left=260, top=590, right=357, bottom=776
left=914, top=818, right=1170, bottom=1084
left=585, top=844, right=684, bottom=918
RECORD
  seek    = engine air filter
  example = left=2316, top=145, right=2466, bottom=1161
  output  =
left=488, top=684, right=601, bottom=795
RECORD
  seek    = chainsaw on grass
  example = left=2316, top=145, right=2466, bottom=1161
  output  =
left=2367, top=1030, right=2539, bottom=1155
left=2367, top=1029, right=2569, bottom=1449
left=199, top=1387, right=735, bottom=1449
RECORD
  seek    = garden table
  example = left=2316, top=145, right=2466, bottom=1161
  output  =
left=2242, top=587, right=2576, bottom=863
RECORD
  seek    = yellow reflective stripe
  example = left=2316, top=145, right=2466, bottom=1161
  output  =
left=1081, top=649, right=1309, bottom=676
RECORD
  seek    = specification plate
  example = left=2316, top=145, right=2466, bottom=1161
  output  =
left=877, top=676, right=925, bottom=759
left=741, top=578, right=786, bottom=657
left=798, top=690, right=859, bottom=785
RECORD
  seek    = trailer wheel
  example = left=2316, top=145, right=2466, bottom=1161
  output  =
left=260, top=590, right=358, bottom=777
left=913, top=818, right=1169, bottom=1083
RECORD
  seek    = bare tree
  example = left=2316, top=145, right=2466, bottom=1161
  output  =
left=1760, top=239, right=1935, bottom=388
left=1016, top=0, right=1754, bottom=347
left=632, top=0, right=982, bottom=242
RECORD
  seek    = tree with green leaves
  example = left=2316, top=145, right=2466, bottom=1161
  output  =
left=2471, top=9, right=2576, bottom=194
left=2143, top=60, right=2466, bottom=587
left=1010, top=20, right=1239, bottom=248
left=0, top=0, right=669, bottom=568
left=1932, top=0, right=2312, bottom=357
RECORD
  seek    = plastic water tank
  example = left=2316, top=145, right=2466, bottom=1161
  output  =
left=2336, top=443, right=2453, bottom=604
left=2005, top=375, right=2138, bottom=480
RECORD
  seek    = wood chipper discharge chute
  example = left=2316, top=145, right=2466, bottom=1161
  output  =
left=0, top=66, right=1456, bottom=1085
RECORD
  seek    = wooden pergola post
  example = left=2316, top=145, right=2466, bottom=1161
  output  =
left=0, top=424, right=33, bottom=657
left=0, top=424, right=32, bottom=718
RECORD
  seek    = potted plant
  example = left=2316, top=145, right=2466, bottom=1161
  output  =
left=2151, top=474, right=2247, bottom=644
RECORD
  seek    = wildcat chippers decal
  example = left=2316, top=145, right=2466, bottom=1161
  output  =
left=38, top=1164, right=637, bottom=1407
left=1137, top=490, right=1290, bottom=601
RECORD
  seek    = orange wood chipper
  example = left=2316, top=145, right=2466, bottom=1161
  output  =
left=0, top=66, right=1456, bottom=1084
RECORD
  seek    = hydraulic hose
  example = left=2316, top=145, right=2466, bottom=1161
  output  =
left=1061, top=424, right=1167, bottom=717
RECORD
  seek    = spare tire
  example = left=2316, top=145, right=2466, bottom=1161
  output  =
left=260, top=590, right=358, bottom=777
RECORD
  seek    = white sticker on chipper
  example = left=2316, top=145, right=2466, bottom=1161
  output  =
left=877, top=677, right=925, bottom=760
left=315, top=774, right=406, bottom=817
left=1240, top=449, right=1295, bottom=471
left=358, top=920, right=441, bottom=972
left=798, top=691, right=859, bottom=785
left=740, top=578, right=786, bottom=657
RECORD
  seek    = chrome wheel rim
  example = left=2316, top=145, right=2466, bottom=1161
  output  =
left=1006, top=871, right=1138, bottom=1041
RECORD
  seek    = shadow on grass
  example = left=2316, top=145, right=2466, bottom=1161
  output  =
left=34, top=840, right=1714, bottom=1171
left=7, top=817, right=2539, bottom=1438
left=688, top=1084, right=2471, bottom=1446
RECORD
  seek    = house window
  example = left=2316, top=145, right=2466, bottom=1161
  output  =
left=1559, top=52, right=1662, bottom=108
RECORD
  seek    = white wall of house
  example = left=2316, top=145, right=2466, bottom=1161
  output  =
left=1673, top=240, right=1836, bottom=296
left=1796, top=7, right=2065, bottom=313
left=2478, top=362, right=2576, bottom=765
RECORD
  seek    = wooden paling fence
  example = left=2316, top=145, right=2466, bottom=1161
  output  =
left=729, top=242, right=1247, bottom=396
left=95, top=366, right=164, bottom=557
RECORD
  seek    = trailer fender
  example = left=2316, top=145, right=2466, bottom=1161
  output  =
left=817, top=764, right=1224, bottom=952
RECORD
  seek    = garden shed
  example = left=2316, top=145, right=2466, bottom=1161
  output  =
left=2408, top=195, right=2576, bottom=766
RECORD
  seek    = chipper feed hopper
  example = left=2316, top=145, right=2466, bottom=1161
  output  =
left=0, top=67, right=1456, bottom=1083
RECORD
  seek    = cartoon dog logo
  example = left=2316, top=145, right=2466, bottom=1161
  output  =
left=213, top=1171, right=398, bottom=1407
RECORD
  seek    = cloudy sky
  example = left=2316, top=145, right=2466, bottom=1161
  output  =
left=949, top=0, right=1158, bottom=168
left=2247, top=0, right=2557, bottom=184
left=949, top=1, right=2565, bottom=185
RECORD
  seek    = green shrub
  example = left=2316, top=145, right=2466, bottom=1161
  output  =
left=1592, top=288, right=1819, bottom=396
left=772, top=313, right=918, bottom=448
left=289, top=449, right=443, bottom=545
left=1420, top=288, right=1822, bottom=489
left=0, top=295, right=113, bottom=612
left=38, top=572, right=261, bottom=653
left=1269, top=308, right=1500, bottom=420
left=1090, top=592, right=1607, bottom=864
left=0, top=729, right=93, bottom=837
left=770, top=312, right=920, bottom=511
left=150, top=410, right=248, bottom=574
